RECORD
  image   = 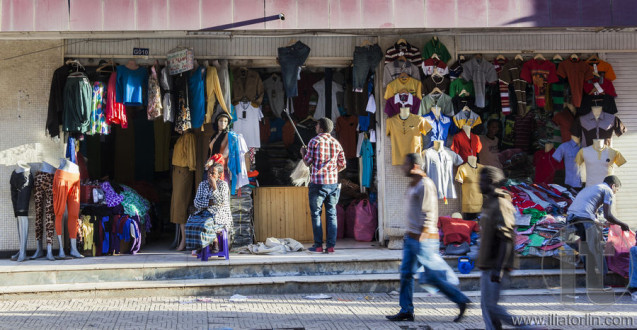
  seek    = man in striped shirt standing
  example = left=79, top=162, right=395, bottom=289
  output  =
left=301, top=118, right=346, bottom=254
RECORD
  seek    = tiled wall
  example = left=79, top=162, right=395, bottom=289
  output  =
left=0, top=40, right=65, bottom=252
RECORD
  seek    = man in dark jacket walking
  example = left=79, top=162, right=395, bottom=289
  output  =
left=478, top=166, right=519, bottom=330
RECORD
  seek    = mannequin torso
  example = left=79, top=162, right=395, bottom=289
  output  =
left=462, top=125, right=471, bottom=138
left=399, top=107, right=410, bottom=120
left=592, top=106, right=603, bottom=120
left=467, top=155, right=477, bottom=167
left=15, top=161, right=30, bottom=174
left=545, top=143, right=554, bottom=153
left=431, top=106, right=441, bottom=120
left=433, top=140, right=444, bottom=152
left=58, top=158, right=79, bottom=174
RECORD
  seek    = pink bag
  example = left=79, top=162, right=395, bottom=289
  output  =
left=605, top=225, right=636, bottom=277
left=353, top=199, right=378, bottom=242
left=345, top=201, right=357, bottom=238
left=336, top=204, right=345, bottom=239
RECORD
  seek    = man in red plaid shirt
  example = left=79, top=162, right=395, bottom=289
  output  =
left=301, top=118, right=346, bottom=253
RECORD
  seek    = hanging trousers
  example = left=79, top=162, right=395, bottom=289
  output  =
left=53, top=169, right=80, bottom=239
left=34, top=172, right=55, bottom=245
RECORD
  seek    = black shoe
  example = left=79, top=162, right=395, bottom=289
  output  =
left=453, top=302, right=468, bottom=322
left=385, top=312, right=414, bottom=322
left=210, top=240, right=220, bottom=254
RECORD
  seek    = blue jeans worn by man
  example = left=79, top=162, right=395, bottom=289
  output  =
left=399, top=236, right=469, bottom=315
left=308, top=183, right=340, bottom=250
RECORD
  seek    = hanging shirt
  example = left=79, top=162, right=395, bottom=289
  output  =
left=552, top=110, right=575, bottom=143
left=583, top=77, right=617, bottom=97
left=422, top=112, right=453, bottom=148
left=420, top=93, right=454, bottom=117
left=384, top=76, right=423, bottom=100
left=88, top=81, right=110, bottom=135
left=382, top=60, right=421, bottom=87
left=575, top=146, right=626, bottom=187
left=451, top=132, right=482, bottom=163
left=423, top=147, right=463, bottom=200
left=384, top=41, right=422, bottom=66
left=448, top=59, right=465, bottom=81
left=147, top=65, right=163, bottom=120
left=552, top=140, right=582, bottom=188
left=455, top=163, right=484, bottom=213
left=263, top=74, right=285, bottom=118
left=586, top=58, right=616, bottom=81
left=386, top=114, right=432, bottom=165
left=360, top=138, right=374, bottom=188
left=449, top=77, right=474, bottom=97
left=570, top=111, right=626, bottom=148
left=232, top=68, right=264, bottom=107
left=313, top=79, right=343, bottom=123
left=521, top=59, right=558, bottom=108
left=556, top=59, right=594, bottom=108
left=116, top=65, right=149, bottom=106
left=478, top=135, right=501, bottom=169
left=514, top=109, right=536, bottom=152
left=533, top=148, right=562, bottom=184
left=498, top=59, right=527, bottom=114
left=384, top=93, right=420, bottom=117
left=452, top=109, right=482, bottom=129
left=421, top=58, right=449, bottom=76
left=205, top=65, right=229, bottom=124
left=232, top=102, right=264, bottom=149
left=421, top=38, right=451, bottom=63
left=335, top=115, right=359, bottom=158
left=422, top=74, right=451, bottom=95
left=461, top=56, right=498, bottom=108
left=159, top=66, right=174, bottom=122
left=188, top=66, right=207, bottom=129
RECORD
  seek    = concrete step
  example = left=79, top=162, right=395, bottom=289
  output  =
left=0, top=269, right=626, bottom=299
left=0, top=253, right=560, bottom=287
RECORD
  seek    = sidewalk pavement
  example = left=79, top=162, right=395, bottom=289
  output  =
left=0, top=291, right=635, bottom=329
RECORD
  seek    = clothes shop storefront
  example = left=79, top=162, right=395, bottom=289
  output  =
left=3, top=29, right=637, bottom=261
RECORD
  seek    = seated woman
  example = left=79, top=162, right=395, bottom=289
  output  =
left=185, top=158, right=233, bottom=253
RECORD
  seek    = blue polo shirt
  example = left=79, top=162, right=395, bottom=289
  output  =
left=552, top=140, right=582, bottom=188
left=422, top=112, right=453, bottom=148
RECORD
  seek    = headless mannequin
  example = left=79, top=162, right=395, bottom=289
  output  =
left=13, top=162, right=30, bottom=262
left=56, top=158, right=83, bottom=259
left=545, top=143, right=554, bottom=153
left=467, top=155, right=478, bottom=168
left=591, top=106, right=602, bottom=120
left=462, top=125, right=471, bottom=138
left=399, top=107, right=410, bottom=120
left=125, top=59, right=139, bottom=70
left=431, top=106, right=441, bottom=120
left=30, top=161, right=57, bottom=260
left=592, top=138, right=605, bottom=152
left=433, top=140, right=444, bottom=152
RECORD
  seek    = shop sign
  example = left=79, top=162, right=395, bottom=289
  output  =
left=167, top=47, right=195, bottom=75
left=133, top=47, right=150, bottom=56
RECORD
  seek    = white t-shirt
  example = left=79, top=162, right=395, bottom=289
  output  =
left=313, top=79, right=343, bottom=123
left=575, top=146, right=626, bottom=187
left=233, top=102, right=264, bottom=148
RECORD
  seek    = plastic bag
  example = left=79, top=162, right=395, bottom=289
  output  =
left=336, top=204, right=345, bottom=239
left=353, top=199, right=377, bottom=242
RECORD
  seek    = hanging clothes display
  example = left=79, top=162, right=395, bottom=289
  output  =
left=188, top=66, right=207, bottom=129
left=107, top=71, right=128, bottom=128
left=383, top=59, right=421, bottom=87
left=385, top=114, right=431, bottom=165
left=313, top=78, right=343, bottom=123
left=421, top=37, right=451, bottom=63
left=556, top=58, right=594, bottom=108
left=422, top=112, right=453, bottom=148
left=570, top=111, right=625, bottom=147
left=455, top=163, right=484, bottom=213
left=277, top=41, right=311, bottom=98
left=420, top=93, right=454, bottom=117
left=63, top=72, right=92, bottom=134
left=422, top=74, right=451, bottom=95
left=232, top=68, right=264, bottom=107
left=575, top=145, right=626, bottom=186
left=88, top=81, right=110, bottom=135
left=384, top=93, right=421, bottom=117
left=451, top=132, right=482, bottom=163
left=263, top=74, right=285, bottom=118
left=336, top=115, right=359, bottom=159
left=384, top=40, right=422, bottom=66
left=232, top=102, right=264, bottom=149
left=159, top=66, right=175, bottom=122
left=383, top=76, right=423, bottom=100
left=47, top=64, right=75, bottom=138
left=205, top=65, right=229, bottom=123
left=147, top=65, right=163, bottom=120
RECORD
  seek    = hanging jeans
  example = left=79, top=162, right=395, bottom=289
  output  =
left=34, top=172, right=55, bottom=245
left=308, top=183, right=340, bottom=249
left=53, top=169, right=80, bottom=239
left=277, top=41, right=311, bottom=97
left=352, top=44, right=383, bottom=91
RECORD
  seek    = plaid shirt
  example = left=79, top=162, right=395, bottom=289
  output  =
left=303, top=133, right=346, bottom=184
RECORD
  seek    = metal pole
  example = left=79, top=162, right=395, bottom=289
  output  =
left=200, top=13, right=284, bottom=31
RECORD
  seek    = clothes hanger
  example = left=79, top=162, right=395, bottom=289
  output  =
left=514, top=54, right=524, bottom=61
left=552, top=54, right=563, bottom=61
left=459, top=55, right=466, bottom=61
left=496, top=54, right=506, bottom=61
left=286, top=39, right=298, bottom=46
left=459, top=89, right=469, bottom=97
left=96, top=60, right=114, bottom=73
left=398, top=72, right=409, bottom=80
left=429, top=87, right=443, bottom=95
left=398, top=87, right=409, bottom=94
left=570, top=53, right=579, bottom=60
left=432, top=70, right=443, bottom=78
left=65, top=59, right=85, bottom=71
left=462, top=105, right=471, bottom=112
left=396, top=38, right=407, bottom=45
left=431, top=53, right=440, bottom=60
left=587, top=53, right=599, bottom=62
left=361, top=39, right=373, bottom=47
left=533, top=53, right=546, bottom=60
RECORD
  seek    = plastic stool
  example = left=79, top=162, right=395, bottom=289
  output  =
left=197, top=229, right=230, bottom=261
